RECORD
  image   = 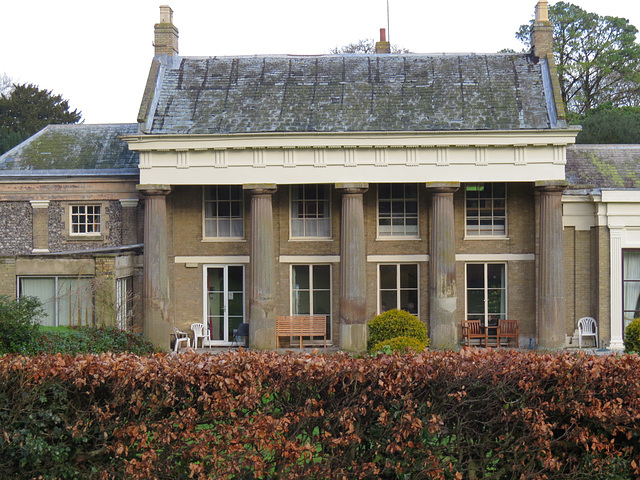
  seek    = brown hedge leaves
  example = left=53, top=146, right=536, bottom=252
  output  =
left=1, top=349, right=640, bottom=479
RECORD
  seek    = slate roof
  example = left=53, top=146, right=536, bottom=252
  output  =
left=0, top=124, right=139, bottom=175
left=566, top=145, right=640, bottom=191
left=143, top=54, right=558, bottom=135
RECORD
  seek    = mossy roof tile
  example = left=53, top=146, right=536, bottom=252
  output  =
left=0, top=124, right=138, bottom=173
left=148, top=54, right=553, bottom=134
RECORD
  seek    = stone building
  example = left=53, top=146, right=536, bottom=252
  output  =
left=2, top=2, right=636, bottom=352
left=0, top=124, right=143, bottom=331
left=122, top=1, right=578, bottom=350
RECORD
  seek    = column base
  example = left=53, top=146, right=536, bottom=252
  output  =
left=339, top=323, right=368, bottom=352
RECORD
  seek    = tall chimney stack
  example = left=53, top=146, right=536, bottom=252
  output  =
left=531, top=0, right=553, bottom=59
left=375, top=28, right=391, bottom=54
left=154, top=5, right=179, bottom=56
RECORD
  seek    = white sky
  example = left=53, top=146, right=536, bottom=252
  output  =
left=2, top=0, right=640, bottom=124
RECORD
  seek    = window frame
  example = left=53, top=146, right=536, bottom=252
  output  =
left=622, top=249, right=640, bottom=332
left=69, top=204, right=102, bottom=236
left=464, top=182, right=507, bottom=238
left=377, top=263, right=419, bottom=317
left=203, top=185, right=245, bottom=240
left=289, top=185, right=331, bottom=240
left=465, top=262, right=508, bottom=327
left=18, top=276, right=95, bottom=327
left=290, top=263, right=333, bottom=342
left=377, top=183, right=419, bottom=239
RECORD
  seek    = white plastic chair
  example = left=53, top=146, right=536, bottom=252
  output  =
left=578, top=317, right=599, bottom=348
left=190, top=323, right=210, bottom=349
left=173, top=327, right=191, bottom=352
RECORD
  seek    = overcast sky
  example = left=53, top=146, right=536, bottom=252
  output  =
left=2, top=0, right=639, bottom=124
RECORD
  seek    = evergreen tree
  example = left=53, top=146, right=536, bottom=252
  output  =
left=0, top=83, right=81, bottom=154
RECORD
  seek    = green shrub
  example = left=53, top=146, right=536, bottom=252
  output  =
left=26, top=325, right=158, bottom=355
left=372, top=335, right=428, bottom=354
left=367, top=309, right=429, bottom=353
left=624, top=318, right=640, bottom=353
left=0, top=295, right=43, bottom=354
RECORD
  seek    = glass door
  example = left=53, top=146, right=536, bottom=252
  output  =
left=205, top=265, right=244, bottom=344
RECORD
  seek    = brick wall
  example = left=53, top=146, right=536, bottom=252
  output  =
left=166, top=182, right=541, bottom=346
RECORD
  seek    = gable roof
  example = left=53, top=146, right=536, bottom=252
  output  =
left=140, top=53, right=563, bottom=135
left=0, top=124, right=139, bottom=176
left=566, top=144, right=640, bottom=191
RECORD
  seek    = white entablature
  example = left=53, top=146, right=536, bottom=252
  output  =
left=125, top=129, right=578, bottom=186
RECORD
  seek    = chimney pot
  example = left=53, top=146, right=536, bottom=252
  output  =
left=154, top=5, right=179, bottom=56
left=375, top=28, right=391, bottom=54
left=531, top=0, right=553, bottom=59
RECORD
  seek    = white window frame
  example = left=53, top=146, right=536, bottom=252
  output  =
left=116, top=276, right=134, bottom=331
left=69, top=204, right=101, bottom=236
left=377, top=183, right=419, bottom=239
left=203, top=185, right=244, bottom=240
left=18, top=276, right=94, bottom=327
left=464, top=182, right=507, bottom=238
left=377, top=263, right=419, bottom=317
left=464, top=262, right=508, bottom=327
left=290, top=264, right=333, bottom=342
left=290, top=185, right=331, bottom=239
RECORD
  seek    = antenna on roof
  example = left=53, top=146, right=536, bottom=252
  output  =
left=386, top=0, right=391, bottom=44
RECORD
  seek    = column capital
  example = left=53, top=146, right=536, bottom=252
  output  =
left=29, top=200, right=50, bottom=209
left=243, top=184, right=277, bottom=195
left=119, top=198, right=140, bottom=208
left=335, top=183, right=368, bottom=195
left=535, top=180, right=568, bottom=194
left=425, top=182, right=460, bottom=194
left=136, top=184, right=171, bottom=196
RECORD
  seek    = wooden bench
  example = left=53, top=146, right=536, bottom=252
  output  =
left=462, top=319, right=519, bottom=348
left=276, top=315, right=327, bottom=348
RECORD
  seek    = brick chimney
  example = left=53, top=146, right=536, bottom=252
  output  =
left=531, top=0, right=553, bottom=59
left=375, top=28, right=391, bottom=54
left=154, top=5, right=179, bottom=56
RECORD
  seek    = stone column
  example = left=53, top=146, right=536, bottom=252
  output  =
left=245, top=184, right=277, bottom=350
left=119, top=198, right=140, bottom=245
left=137, top=185, right=171, bottom=349
left=426, top=183, right=459, bottom=349
left=536, top=181, right=567, bottom=349
left=336, top=183, right=368, bottom=351
left=30, top=200, right=50, bottom=253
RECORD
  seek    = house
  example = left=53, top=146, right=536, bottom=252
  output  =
left=4, top=2, right=634, bottom=352
left=0, top=124, right=143, bottom=330
left=122, top=1, right=579, bottom=350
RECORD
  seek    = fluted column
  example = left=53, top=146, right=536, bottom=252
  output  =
left=137, top=185, right=171, bottom=348
left=337, top=183, right=368, bottom=351
left=245, top=185, right=277, bottom=350
left=536, top=181, right=567, bottom=349
left=427, top=183, right=459, bottom=349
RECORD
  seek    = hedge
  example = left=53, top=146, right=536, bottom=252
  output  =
left=1, top=349, right=640, bottom=479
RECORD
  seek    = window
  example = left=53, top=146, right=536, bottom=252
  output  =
left=291, top=185, right=330, bottom=238
left=378, top=184, right=418, bottom=237
left=19, top=277, right=94, bottom=327
left=204, top=186, right=244, bottom=238
left=466, top=263, right=506, bottom=326
left=70, top=205, right=101, bottom=235
left=291, top=264, right=332, bottom=340
left=623, top=251, right=640, bottom=330
left=116, top=277, right=134, bottom=331
left=378, top=264, right=418, bottom=316
left=465, top=183, right=506, bottom=236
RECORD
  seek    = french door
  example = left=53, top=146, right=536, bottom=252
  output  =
left=205, top=265, right=244, bottom=345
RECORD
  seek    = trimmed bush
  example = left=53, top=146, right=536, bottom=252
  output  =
left=624, top=318, right=640, bottom=353
left=372, top=335, right=428, bottom=354
left=0, top=295, right=43, bottom=354
left=367, top=308, right=429, bottom=353
left=25, top=325, right=159, bottom=355
left=2, top=350, right=640, bottom=479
